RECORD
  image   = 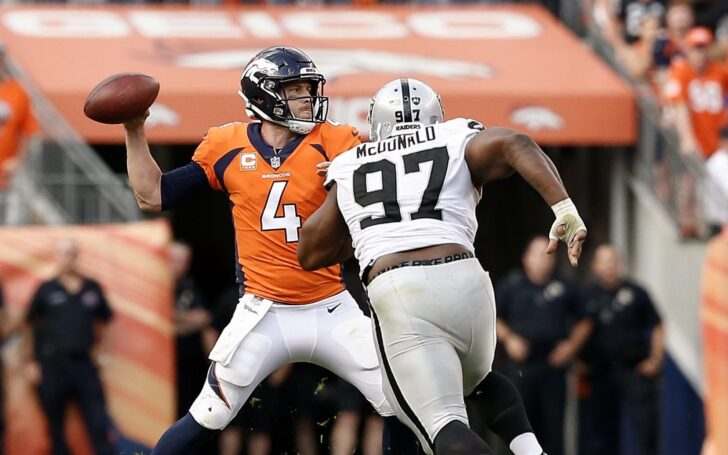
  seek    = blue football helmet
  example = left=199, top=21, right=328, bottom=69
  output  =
left=239, top=46, right=328, bottom=135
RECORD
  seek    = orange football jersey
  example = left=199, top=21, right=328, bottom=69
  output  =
left=664, top=59, right=728, bottom=158
left=193, top=120, right=360, bottom=304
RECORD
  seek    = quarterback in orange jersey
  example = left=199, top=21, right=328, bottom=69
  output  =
left=191, top=117, right=357, bottom=304
left=123, top=47, right=418, bottom=455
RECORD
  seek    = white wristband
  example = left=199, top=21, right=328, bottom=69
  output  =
left=551, top=198, right=577, bottom=218
left=549, top=197, right=586, bottom=244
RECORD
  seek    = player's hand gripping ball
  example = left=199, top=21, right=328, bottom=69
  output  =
left=84, top=73, right=159, bottom=124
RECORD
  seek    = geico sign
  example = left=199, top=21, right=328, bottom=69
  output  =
left=1, top=10, right=541, bottom=40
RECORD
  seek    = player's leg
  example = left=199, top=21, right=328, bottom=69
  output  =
left=153, top=300, right=291, bottom=455
left=434, top=421, right=493, bottom=455
left=366, top=267, right=491, bottom=455
left=460, top=264, right=544, bottom=455
left=307, top=291, right=420, bottom=455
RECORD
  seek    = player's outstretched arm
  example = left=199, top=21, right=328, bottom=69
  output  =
left=124, top=112, right=162, bottom=212
left=465, top=127, right=587, bottom=266
left=298, top=183, right=353, bottom=271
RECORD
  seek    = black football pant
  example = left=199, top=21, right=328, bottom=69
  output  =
left=37, top=356, right=113, bottom=455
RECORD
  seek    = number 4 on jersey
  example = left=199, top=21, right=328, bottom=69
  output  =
left=261, top=181, right=301, bottom=242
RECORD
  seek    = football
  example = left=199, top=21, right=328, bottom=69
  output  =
left=84, top=73, right=159, bottom=124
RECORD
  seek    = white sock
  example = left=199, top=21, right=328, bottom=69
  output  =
left=509, top=432, right=544, bottom=455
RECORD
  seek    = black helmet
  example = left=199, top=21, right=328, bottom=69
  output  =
left=239, top=46, right=328, bottom=134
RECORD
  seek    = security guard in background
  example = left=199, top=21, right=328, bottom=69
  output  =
left=24, top=237, right=114, bottom=455
left=496, top=236, right=592, bottom=455
left=578, top=243, right=663, bottom=455
left=169, top=241, right=211, bottom=419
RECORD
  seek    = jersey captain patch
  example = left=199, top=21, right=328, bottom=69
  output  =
left=240, top=152, right=257, bottom=171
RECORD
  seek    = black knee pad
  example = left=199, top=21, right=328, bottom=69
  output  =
left=467, top=371, right=533, bottom=444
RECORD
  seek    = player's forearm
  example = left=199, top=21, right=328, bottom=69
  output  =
left=334, top=238, right=354, bottom=264
left=505, top=134, right=568, bottom=206
left=298, top=232, right=341, bottom=270
left=125, top=125, right=162, bottom=212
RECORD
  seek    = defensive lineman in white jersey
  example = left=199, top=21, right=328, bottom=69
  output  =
left=298, top=79, right=587, bottom=455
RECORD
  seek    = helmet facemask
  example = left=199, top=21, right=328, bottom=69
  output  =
left=240, top=69, right=328, bottom=135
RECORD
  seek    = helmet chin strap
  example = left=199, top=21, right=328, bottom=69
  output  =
left=287, top=120, right=315, bottom=135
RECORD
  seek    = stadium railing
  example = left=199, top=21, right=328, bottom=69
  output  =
left=5, top=61, right=141, bottom=225
left=584, top=16, right=727, bottom=238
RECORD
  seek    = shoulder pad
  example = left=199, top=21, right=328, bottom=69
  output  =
left=204, top=122, right=248, bottom=145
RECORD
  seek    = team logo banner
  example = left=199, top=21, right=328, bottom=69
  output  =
left=0, top=5, right=635, bottom=145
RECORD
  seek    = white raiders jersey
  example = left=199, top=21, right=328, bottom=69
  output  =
left=325, top=117, right=484, bottom=273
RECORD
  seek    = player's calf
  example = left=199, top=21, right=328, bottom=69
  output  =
left=466, top=371, right=543, bottom=455
left=433, top=421, right=493, bottom=455
left=150, top=413, right=216, bottom=455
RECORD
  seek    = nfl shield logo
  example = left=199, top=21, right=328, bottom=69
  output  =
left=270, top=156, right=281, bottom=170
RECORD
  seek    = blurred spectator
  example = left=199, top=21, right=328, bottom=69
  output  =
left=618, top=0, right=666, bottom=44
left=0, top=44, right=39, bottom=222
left=578, top=244, right=663, bottom=455
left=615, top=12, right=664, bottom=81
left=23, top=238, right=114, bottom=455
left=663, top=26, right=727, bottom=158
left=169, top=241, right=211, bottom=418
left=662, top=26, right=728, bottom=231
left=495, top=236, right=592, bottom=455
left=652, top=2, right=694, bottom=85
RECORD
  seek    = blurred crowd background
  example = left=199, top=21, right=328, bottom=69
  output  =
left=0, top=0, right=726, bottom=455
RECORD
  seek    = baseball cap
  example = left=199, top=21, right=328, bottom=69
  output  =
left=685, top=26, right=713, bottom=47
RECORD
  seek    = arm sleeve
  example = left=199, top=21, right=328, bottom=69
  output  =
left=160, top=162, right=211, bottom=210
